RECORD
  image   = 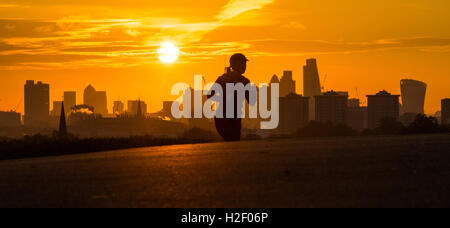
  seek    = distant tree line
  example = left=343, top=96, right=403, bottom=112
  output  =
left=365, top=114, right=448, bottom=136
left=269, top=114, right=450, bottom=139
left=0, top=127, right=221, bottom=161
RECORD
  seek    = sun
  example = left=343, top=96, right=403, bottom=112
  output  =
left=158, top=42, right=179, bottom=63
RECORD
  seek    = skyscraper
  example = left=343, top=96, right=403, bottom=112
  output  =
left=136, top=99, right=143, bottom=118
left=64, top=91, right=76, bottom=114
left=442, top=99, right=450, bottom=125
left=113, top=101, right=124, bottom=115
left=270, top=75, right=280, bottom=85
left=367, top=90, right=400, bottom=129
left=303, top=59, right=322, bottom=97
left=24, top=80, right=50, bottom=126
left=303, top=59, right=322, bottom=120
left=267, top=75, right=280, bottom=109
left=278, top=94, right=309, bottom=134
left=314, top=91, right=348, bottom=125
left=162, top=101, right=175, bottom=119
left=400, top=79, right=427, bottom=114
left=51, top=101, right=63, bottom=116
left=279, top=71, right=296, bottom=97
left=128, top=100, right=147, bottom=116
left=83, top=85, right=108, bottom=115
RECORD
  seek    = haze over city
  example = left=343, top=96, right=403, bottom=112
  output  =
left=1, top=0, right=450, bottom=114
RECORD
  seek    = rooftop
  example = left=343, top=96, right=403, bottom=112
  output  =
left=367, top=90, right=400, bottom=97
left=401, top=79, right=427, bottom=87
left=321, top=90, right=348, bottom=96
left=270, top=75, right=280, bottom=83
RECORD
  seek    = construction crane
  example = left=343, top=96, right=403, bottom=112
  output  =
left=321, top=74, right=327, bottom=92
left=355, top=88, right=367, bottom=106
left=13, top=99, right=22, bottom=112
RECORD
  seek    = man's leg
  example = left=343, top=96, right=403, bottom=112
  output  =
left=215, top=118, right=242, bottom=142
left=230, top=119, right=242, bottom=141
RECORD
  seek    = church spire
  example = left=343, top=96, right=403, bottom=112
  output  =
left=137, top=98, right=143, bottom=118
left=59, top=101, right=67, bottom=137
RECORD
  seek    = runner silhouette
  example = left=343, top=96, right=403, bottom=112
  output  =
left=209, top=53, right=252, bottom=142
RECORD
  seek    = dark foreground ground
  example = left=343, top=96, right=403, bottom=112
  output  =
left=1, top=134, right=450, bottom=208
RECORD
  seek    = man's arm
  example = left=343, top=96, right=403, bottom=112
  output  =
left=244, top=78, right=254, bottom=104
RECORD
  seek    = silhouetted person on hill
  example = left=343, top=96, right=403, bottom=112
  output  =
left=208, top=53, right=252, bottom=142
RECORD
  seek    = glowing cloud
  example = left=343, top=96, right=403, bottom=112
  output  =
left=216, top=0, right=274, bottom=22
left=0, top=4, right=19, bottom=8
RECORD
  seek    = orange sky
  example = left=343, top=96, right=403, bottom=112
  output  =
left=0, top=0, right=450, bottom=114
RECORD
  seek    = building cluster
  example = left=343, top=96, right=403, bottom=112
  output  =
left=0, top=81, right=186, bottom=138
left=255, top=59, right=446, bottom=135
left=266, top=60, right=391, bottom=134
left=0, top=59, right=449, bottom=138
left=25, top=82, right=152, bottom=123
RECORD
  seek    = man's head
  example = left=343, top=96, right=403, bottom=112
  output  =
left=230, top=53, right=248, bottom=74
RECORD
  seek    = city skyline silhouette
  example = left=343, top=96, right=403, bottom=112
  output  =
left=1, top=57, right=446, bottom=140
left=1, top=0, right=450, bottom=210
left=1, top=1, right=450, bottom=115
left=3, top=58, right=442, bottom=118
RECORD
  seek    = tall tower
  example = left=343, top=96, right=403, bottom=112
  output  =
left=270, top=75, right=280, bottom=85
left=24, top=80, right=50, bottom=127
left=63, top=91, right=76, bottom=114
left=279, top=71, right=296, bottom=97
left=303, top=59, right=321, bottom=97
left=113, top=101, right=124, bottom=115
left=162, top=101, right=175, bottom=119
left=267, top=75, right=280, bottom=110
left=128, top=100, right=147, bottom=116
left=303, top=59, right=322, bottom=120
left=137, top=99, right=143, bottom=117
left=51, top=101, right=63, bottom=116
left=400, top=79, right=427, bottom=114
left=83, top=85, right=108, bottom=115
